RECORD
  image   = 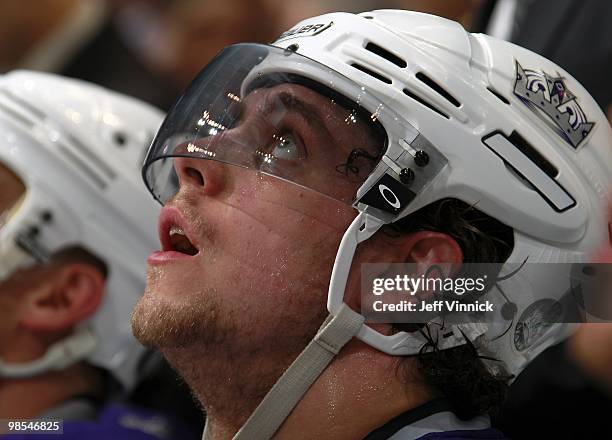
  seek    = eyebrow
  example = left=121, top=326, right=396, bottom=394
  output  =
left=262, top=91, right=329, bottom=133
left=257, top=89, right=387, bottom=162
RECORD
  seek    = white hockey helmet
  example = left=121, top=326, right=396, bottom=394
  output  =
left=142, top=10, right=612, bottom=438
left=0, top=71, right=163, bottom=390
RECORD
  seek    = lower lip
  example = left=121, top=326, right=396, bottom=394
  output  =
left=147, top=250, right=199, bottom=265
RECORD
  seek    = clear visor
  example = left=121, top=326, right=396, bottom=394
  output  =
left=143, top=43, right=391, bottom=206
left=0, top=161, right=25, bottom=230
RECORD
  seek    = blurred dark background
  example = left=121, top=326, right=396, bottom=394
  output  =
left=0, top=0, right=481, bottom=110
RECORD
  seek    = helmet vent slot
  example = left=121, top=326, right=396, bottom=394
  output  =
left=415, top=72, right=461, bottom=108
left=56, top=142, right=108, bottom=190
left=351, top=63, right=392, bottom=84
left=0, top=87, right=116, bottom=187
left=507, top=131, right=557, bottom=179
left=0, top=100, right=35, bottom=128
left=482, top=131, right=574, bottom=212
left=402, top=88, right=449, bottom=119
left=365, top=42, right=407, bottom=68
left=0, top=88, right=46, bottom=120
left=487, top=87, right=510, bottom=105
left=64, top=133, right=117, bottom=181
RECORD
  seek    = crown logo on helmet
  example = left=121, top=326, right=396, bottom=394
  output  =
left=513, top=61, right=594, bottom=149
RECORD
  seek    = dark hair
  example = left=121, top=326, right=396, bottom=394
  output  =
left=51, top=246, right=109, bottom=279
left=389, top=198, right=514, bottom=419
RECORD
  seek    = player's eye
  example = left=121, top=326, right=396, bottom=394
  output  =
left=269, top=133, right=306, bottom=161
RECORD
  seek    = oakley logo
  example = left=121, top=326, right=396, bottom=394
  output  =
left=357, top=173, right=416, bottom=216
left=378, top=184, right=401, bottom=209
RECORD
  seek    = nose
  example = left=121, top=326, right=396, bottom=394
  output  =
left=174, top=156, right=225, bottom=197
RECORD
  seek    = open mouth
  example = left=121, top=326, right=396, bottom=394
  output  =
left=158, top=206, right=200, bottom=257
left=168, top=226, right=199, bottom=256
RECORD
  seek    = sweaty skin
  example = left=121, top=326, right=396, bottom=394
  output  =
left=132, top=83, right=459, bottom=439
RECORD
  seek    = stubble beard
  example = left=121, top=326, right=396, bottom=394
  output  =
left=130, top=235, right=333, bottom=426
left=131, top=266, right=235, bottom=350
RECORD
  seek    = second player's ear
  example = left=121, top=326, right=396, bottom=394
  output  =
left=19, top=263, right=105, bottom=332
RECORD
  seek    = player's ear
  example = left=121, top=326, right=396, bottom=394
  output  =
left=19, top=263, right=105, bottom=332
left=347, top=229, right=462, bottom=309
left=405, top=230, right=463, bottom=266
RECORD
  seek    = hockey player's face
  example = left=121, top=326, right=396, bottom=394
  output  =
left=0, top=162, right=25, bottom=225
left=0, top=162, right=26, bottom=324
left=0, top=163, right=47, bottom=341
left=133, top=83, right=383, bottom=351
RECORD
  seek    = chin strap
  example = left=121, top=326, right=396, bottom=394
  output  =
left=233, top=303, right=364, bottom=440
left=0, top=328, right=97, bottom=378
